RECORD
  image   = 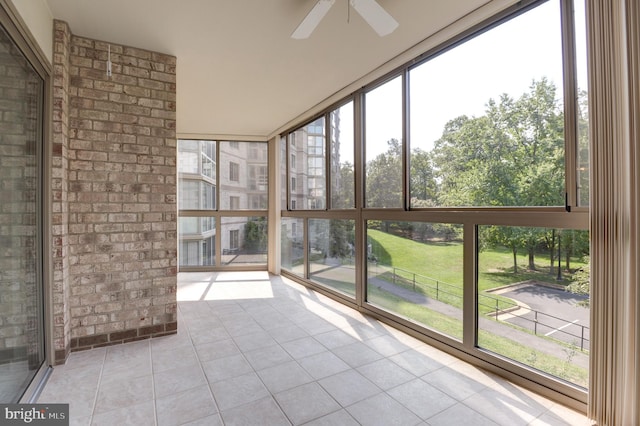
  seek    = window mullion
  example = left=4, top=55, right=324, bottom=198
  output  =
left=561, top=0, right=578, bottom=210
left=354, top=93, right=366, bottom=308
left=325, top=112, right=331, bottom=210
left=402, top=69, right=410, bottom=211
left=463, top=223, right=478, bottom=349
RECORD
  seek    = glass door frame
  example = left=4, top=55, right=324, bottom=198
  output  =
left=0, top=0, right=54, bottom=403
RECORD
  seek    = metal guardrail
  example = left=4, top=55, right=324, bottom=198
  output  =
left=387, top=266, right=589, bottom=351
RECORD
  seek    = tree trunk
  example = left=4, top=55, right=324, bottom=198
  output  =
left=512, top=247, right=518, bottom=273
left=549, top=229, right=556, bottom=274
left=557, top=235, right=562, bottom=280
left=528, top=250, right=535, bottom=270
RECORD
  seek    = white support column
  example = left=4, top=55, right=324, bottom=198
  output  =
left=267, top=135, right=281, bottom=275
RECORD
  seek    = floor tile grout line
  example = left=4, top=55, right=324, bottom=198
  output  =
left=149, top=335, right=158, bottom=426
left=89, top=345, right=107, bottom=424
left=180, top=300, right=225, bottom=425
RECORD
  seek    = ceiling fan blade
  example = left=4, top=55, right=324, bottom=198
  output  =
left=349, top=0, right=398, bottom=36
left=291, top=0, right=336, bottom=39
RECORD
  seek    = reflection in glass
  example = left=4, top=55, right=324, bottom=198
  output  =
left=477, top=226, right=589, bottom=387
left=574, top=0, right=589, bottom=207
left=0, top=23, right=45, bottom=402
left=221, top=217, right=267, bottom=266
left=219, top=142, right=268, bottom=210
left=289, top=118, right=326, bottom=210
left=330, top=102, right=355, bottom=209
left=366, top=221, right=463, bottom=340
left=281, top=218, right=304, bottom=276
left=365, top=76, right=403, bottom=208
left=179, top=217, right=216, bottom=266
left=178, top=140, right=216, bottom=210
left=309, top=219, right=355, bottom=297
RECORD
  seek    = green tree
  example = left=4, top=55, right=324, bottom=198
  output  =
left=567, top=259, right=590, bottom=306
left=329, top=220, right=354, bottom=258
left=366, top=138, right=402, bottom=208
left=244, top=218, right=267, bottom=251
left=432, top=79, right=565, bottom=269
left=410, top=148, right=437, bottom=204
left=481, top=226, right=527, bottom=273
left=561, top=229, right=589, bottom=271
left=432, top=78, right=564, bottom=209
left=333, top=161, right=354, bottom=209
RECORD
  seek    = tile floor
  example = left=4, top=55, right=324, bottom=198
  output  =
left=37, top=271, right=594, bottom=426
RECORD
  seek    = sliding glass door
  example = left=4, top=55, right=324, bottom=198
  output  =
left=0, top=21, right=45, bottom=402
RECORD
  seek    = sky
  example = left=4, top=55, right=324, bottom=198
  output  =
left=353, top=0, right=589, bottom=160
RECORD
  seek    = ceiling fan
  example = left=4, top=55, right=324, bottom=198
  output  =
left=291, top=0, right=399, bottom=39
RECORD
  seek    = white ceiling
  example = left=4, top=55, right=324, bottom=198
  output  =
left=45, top=0, right=501, bottom=139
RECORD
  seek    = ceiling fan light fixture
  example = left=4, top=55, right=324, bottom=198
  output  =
left=291, top=0, right=398, bottom=39
left=349, top=0, right=398, bottom=36
left=291, top=0, right=336, bottom=39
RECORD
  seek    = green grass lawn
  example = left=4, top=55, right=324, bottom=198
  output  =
left=367, top=228, right=588, bottom=292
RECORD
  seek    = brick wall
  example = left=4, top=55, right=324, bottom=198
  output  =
left=52, top=20, right=177, bottom=363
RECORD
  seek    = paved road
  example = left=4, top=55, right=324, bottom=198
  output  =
left=498, top=284, right=590, bottom=350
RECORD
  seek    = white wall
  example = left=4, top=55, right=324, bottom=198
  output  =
left=9, top=0, right=53, bottom=63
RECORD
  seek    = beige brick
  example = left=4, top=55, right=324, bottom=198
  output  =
left=109, top=93, right=138, bottom=105
left=108, top=152, right=137, bottom=163
left=94, top=80, right=123, bottom=93
left=123, top=104, right=151, bottom=116
left=137, top=78, right=165, bottom=90
left=150, top=109, right=175, bottom=120
left=77, top=87, right=109, bottom=100
left=94, top=100, right=123, bottom=113
left=123, top=124, right=151, bottom=135
left=94, top=302, right=123, bottom=314
left=110, top=73, right=138, bottom=86
left=95, top=322, right=125, bottom=334
left=138, top=116, right=164, bottom=128
left=93, top=121, right=122, bottom=133
left=107, top=133, right=136, bottom=144
left=78, top=109, right=109, bottom=121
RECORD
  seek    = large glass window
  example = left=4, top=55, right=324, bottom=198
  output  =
left=178, top=140, right=216, bottom=210
left=289, top=118, right=326, bottom=210
left=0, top=21, right=45, bottom=402
left=178, top=140, right=268, bottom=269
left=366, top=221, right=464, bottom=340
left=410, top=0, right=565, bottom=208
left=281, top=218, right=304, bottom=277
left=365, top=76, right=403, bottom=208
left=221, top=217, right=267, bottom=266
left=330, top=102, right=355, bottom=209
left=179, top=217, right=215, bottom=266
left=477, top=226, right=589, bottom=388
left=309, top=219, right=356, bottom=296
